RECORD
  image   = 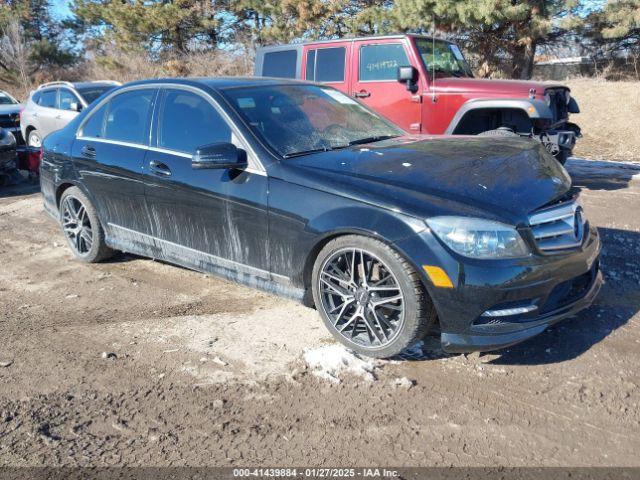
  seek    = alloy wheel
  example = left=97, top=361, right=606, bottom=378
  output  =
left=318, top=248, right=405, bottom=349
left=61, top=196, right=93, bottom=256
left=28, top=131, right=41, bottom=148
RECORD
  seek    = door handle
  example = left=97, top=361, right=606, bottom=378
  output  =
left=149, top=160, right=172, bottom=177
left=354, top=90, right=371, bottom=98
left=81, top=145, right=96, bottom=158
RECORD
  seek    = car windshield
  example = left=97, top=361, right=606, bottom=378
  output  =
left=221, top=84, right=404, bottom=158
left=77, top=85, right=117, bottom=105
left=415, top=38, right=473, bottom=79
left=0, top=92, right=17, bottom=105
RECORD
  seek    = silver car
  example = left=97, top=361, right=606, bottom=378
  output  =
left=20, top=81, right=120, bottom=147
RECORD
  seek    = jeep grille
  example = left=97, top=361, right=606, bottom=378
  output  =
left=528, top=200, right=585, bottom=253
left=547, top=89, right=568, bottom=123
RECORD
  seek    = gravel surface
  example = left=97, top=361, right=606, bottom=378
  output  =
left=1, top=158, right=639, bottom=467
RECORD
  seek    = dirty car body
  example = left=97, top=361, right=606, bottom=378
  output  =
left=40, top=78, right=602, bottom=356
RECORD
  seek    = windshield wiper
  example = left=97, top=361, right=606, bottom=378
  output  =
left=348, top=135, right=400, bottom=147
left=283, top=146, right=333, bottom=159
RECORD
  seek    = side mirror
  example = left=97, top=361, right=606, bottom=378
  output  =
left=70, top=102, right=82, bottom=112
left=397, top=66, right=419, bottom=93
left=192, top=142, right=248, bottom=170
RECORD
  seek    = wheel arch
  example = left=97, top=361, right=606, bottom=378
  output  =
left=445, top=98, right=553, bottom=135
left=54, top=181, right=106, bottom=229
left=301, top=226, right=434, bottom=309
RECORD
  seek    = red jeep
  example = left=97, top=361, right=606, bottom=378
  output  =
left=254, top=34, right=581, bottom=164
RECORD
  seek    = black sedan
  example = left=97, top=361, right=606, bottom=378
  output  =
left=40, top=78, right=602, bottom=358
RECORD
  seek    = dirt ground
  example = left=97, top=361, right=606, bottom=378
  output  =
left=566, top=79, right=640, bottom=163
left=1, top=158, right=640, bottom=468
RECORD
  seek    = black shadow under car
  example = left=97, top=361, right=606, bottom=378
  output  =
left=40, top=78, right=602, bottom=358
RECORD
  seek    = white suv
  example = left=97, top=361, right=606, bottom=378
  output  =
left=20, top=81, right=120, bottom=147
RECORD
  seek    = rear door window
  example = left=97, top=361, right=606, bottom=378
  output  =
left=263, top=50, right=298, bottom=78
left=38, top=89, right=57, bottom=108
left=103, top=89, right=156, bottom=145
left=157, top=89, right=231, bottom=153
left=59, top=89, right=80, bottom=111
left=81, top=102, right=108, bottom=138
left=306, top=47, right=346, bottom=83
left=359, top=44, right=410, bottom=81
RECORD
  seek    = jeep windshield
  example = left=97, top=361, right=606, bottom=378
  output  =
left=415, top=38, right=473, bottom=79
left=221, top=85, right=403, bottom=158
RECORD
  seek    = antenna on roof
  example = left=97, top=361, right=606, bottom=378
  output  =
left=431, top=17, right=437, bottom=103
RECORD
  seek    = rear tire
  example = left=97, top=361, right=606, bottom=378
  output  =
left=27, top=129, right=41, bottom=148
left=59, top=186, right=114, bottom=263
left=311, top=235, right=437, bottom=358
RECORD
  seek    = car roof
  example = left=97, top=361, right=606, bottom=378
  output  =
left=123, top=76, right=312, bottom=91
left=72, top=81, right=119, bottom=89
left=257, top=34, right=455, bottom=49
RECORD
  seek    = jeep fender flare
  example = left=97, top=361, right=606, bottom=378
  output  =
left=444, top=98, right=554, bottom=135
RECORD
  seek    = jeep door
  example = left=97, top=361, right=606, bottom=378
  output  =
left=142, top=87, right=270, bottom=274
left=71, top=87, right=157, bottom=238
left=349, top=39, right=422, bottom=133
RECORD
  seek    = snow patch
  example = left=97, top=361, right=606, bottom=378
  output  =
left=303, top=344, right=382, bottom=383
left=567, top=158, right=640, bottom=181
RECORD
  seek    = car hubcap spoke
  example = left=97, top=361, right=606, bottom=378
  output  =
left=61, top=196, right=93, bottom=255
left=319, top=247, right=405, bottom=349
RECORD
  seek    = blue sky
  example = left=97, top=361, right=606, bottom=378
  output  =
left=51, top=0, right=72, bottom=20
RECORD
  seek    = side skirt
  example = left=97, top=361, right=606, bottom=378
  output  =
left=105, top=223, right=306, bottom=303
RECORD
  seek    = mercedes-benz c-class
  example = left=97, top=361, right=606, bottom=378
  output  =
left=40, top=78, right=602, bottom=358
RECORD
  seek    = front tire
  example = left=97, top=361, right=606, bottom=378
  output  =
left=478, top=127, right=520, bottom=138
left=59, top=186, right=113, bottom=263
left=312, top=235, right=436, bottom=358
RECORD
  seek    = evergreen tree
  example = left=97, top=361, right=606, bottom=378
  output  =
left=390, top=0, right=584, bottom=79
left=73, top=0, right=231, bottom=54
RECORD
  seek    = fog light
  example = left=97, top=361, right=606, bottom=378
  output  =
left=481, top=305, right=537, bottom=317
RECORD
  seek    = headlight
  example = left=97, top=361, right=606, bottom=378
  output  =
left=544, top=92, right=552, bottom=106
left=427, top=216, right=529, bottom=259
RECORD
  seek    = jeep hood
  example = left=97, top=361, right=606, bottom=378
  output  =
left=433, top=77, right=569, bottom=97
left=280, top=136, right=572, bottom=225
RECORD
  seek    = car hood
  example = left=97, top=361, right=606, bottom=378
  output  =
left=0, top=104, right=21, bottom=116
left=278, top=136, right=572, bottom=225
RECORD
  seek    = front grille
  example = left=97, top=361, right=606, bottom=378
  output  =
left=528, top=200, right=585, bottom=253
left=547, top=89, right=568, bottom=123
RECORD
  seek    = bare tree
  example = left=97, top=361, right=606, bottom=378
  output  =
left=0, top=18, right=33, bottom=97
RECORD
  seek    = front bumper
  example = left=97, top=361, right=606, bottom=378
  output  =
left=441, top=266, right=602, bottom=353
left=395, top=224, right=602, bottom=353
left=536, top=129, right=577, bottom=156
left=2, top=126, right=24, bottom=145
